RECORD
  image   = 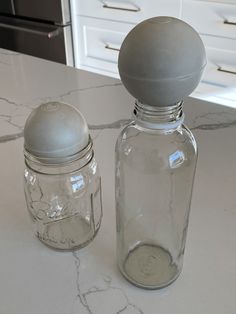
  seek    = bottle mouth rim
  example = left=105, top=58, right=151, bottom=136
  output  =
left=134, top=100, right=183, bottom=113
left=133, top=100, right=184, bottom=130
left=24, top=136, right=93, bottom=166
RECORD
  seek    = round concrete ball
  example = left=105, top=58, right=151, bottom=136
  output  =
left=118, top=16, right=206, bottom=107
left=24, top=102, right=89, bottom=160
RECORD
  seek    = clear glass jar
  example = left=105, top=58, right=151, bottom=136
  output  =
left=115, top=101, right=197, bottom=289
left=24, top=139, right=102, bottom=250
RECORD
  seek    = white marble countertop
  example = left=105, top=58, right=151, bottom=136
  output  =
left=1, top=48, right=236, bottom=314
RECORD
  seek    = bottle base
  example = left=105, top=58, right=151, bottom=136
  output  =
left=36, top=214, right=100, bottom=251
left=120, top=243, right=180, bottom=289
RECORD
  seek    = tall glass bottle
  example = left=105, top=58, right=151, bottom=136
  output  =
left=115, top=101, right=197, bottom=289
left=116, top=16, right=206, bottom=289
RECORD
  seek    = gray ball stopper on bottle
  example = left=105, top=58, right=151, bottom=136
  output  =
left=118, top=16, right=207, bottom=107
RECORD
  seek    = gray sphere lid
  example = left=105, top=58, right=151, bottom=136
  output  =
left=24, top=102, right=89, bottom=161
left=118, top=16, right=207, bottom=107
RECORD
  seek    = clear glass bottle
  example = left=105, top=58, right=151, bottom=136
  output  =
left=24, top=138, right=102, bottom=250
left=115, top=101, right=197, bottom=289
left=23, top=102, right=102, bottom=250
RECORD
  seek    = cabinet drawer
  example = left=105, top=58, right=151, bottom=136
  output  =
left=203, top=46, right=236, bottom=87
left=76, top=0, right=180, bottom=23
left=201, top=33, right=236, bottom=51
left=76, top=17, right=134, bottom=75
left=182, top=0, right=236, bottom=39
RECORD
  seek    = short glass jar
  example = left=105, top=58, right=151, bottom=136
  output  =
left=24, top=139, right=102, bottom=250
left=23, top=102, right=102, bottom=250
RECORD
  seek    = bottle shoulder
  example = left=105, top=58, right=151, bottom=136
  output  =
left=117, top=122, right=196, bottom=146
left=116, top=122, right=197, bottom=164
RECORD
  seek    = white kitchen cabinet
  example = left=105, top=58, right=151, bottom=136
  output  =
left=75, top=17, right=134, bottom=77
left=75, top=0, right=181, bottom=23
left=71, top=0, right=181, bottom=77
left=182, top=0, right=236, bottom=39
left=71, top=0, right=236, bottom=106
left=181, top=0, right=236, bottom=106
left=200, top=35, right=236, bottom=87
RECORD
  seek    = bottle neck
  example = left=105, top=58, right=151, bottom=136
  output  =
left=24, top=139, right=94, bottom=175
left=133, top=100, right=184, bottom=130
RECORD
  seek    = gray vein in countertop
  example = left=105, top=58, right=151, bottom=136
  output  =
left=191, top=120, right=236, bottom=130
left=189, top=111, right=236, bottom=131
left=0, top=95, right=31, bottom=114
left=58, top=82, right=122, bottom=100
left=0, top=113, right=24, bottom=129
left=83, top=281, right=144, bottom=314
left=0, top=112, right=24, bottom=142
left=72, top=251, right=143, bottom=314
left=1, top=110, right=236, bottom=144
left=0, top=97, right=30, bottom=143
left=0, top=96, right=34, bottom=116
left=0, top=119, right=131, bottom=144
left=0, top=131, right=23, bottom=143
left=88, top=111, right=236, bottom=132
left=73, top=251, right=93, bottom=314
left=0, top=96, right=23, bottom=107
left=33, top=82, right=123, bottom=104
left=88, top=119, right=131, bottom=131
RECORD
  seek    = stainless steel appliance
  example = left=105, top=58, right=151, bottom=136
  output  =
left=0, top=0, right=74, bottom=66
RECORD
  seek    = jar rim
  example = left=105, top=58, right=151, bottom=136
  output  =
left=24, top=136, right=93, bottom=166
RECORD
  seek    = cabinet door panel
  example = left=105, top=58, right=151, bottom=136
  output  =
left=75, top=0, right=181, bottom=22
left=76, top=17, right=134, bottom=75
left=182, top=0, right=236, bottom=39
